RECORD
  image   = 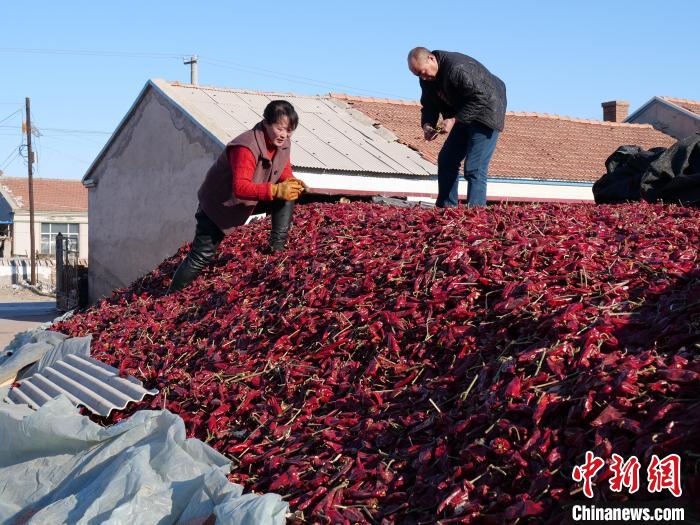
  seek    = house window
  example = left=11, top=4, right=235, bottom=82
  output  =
left=41, top=223, right=79, bottom=254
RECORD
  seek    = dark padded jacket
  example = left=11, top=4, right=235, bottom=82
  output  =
left=198, top=122, right=291, bottom=234
left=419, top=50, right=507, bottom=132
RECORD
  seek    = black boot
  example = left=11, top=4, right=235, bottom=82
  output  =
left=269, top=200, right=295, bottom=252
left=168, top=209, right=224, bottom=293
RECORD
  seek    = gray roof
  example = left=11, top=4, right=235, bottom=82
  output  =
left=4, top=353, right=157, bottom=417
left=85, top=79, right=436, bottom=182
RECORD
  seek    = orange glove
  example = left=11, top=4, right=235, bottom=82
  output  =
left=272, top=179, right=306, bottom=201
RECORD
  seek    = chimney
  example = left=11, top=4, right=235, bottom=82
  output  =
left=601, top=100, right=629, bottom=122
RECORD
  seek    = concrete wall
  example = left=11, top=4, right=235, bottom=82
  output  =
left=297, top=169, right=594, bottom=202
left=11, top=211, right=88, bottom=259
left=0, top=258, right=54, bottom=285
left=87, top=87, right=221, bottom=302
left=628, top=102, right=700, bottom=140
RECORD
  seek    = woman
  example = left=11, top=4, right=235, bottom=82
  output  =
left=168, top=100, right=306, bottom=293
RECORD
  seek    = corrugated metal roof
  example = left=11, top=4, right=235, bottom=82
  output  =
left=152, top=80, right=437, bottom=177
left=4, top=354, right=157, bottom=416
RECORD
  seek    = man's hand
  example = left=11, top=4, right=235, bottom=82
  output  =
left=423, top=123, right=440, bottom=141
left=272, top=179, right=305, bottom=201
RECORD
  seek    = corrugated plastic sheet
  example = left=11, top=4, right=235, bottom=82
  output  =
left=4, top=354, right=157, bottom=417
left=155, top=80, right=436, bottom=176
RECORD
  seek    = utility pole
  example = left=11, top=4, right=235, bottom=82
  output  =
left=184, top=55, right=199, bottom=85
left=25, top=97, right=36, bottom=285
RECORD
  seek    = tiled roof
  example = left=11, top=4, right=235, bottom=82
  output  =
left=331, top=94, right=676, bottom=183
left=0, top=177, right=88, bottom=213
left=661, top=97, right=700, bottom=116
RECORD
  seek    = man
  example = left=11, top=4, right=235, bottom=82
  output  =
left=407, top=47, right=506, bottom=207
left=168, top=100, right=306, bottom=293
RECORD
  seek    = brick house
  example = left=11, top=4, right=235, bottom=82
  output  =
left=625, top=96, right=700, bottom=140
left=0, top=177, right=88, bottom=260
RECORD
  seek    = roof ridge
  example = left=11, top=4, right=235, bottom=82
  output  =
left=330, top=95, right=662, bottom=129
left=0, top=176, right=83, bottom=183
left=329, top=93, right=420, bottom=106
left=660, top=96, right=700, bottom=106
left=168, top=80, right=323, bottom=100
left=506, top=112, right=658, bottom=129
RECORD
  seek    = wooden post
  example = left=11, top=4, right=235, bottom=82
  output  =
left=25, top=97, right=36, bottom=285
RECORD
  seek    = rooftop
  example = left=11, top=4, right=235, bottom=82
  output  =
left=0, top=177, right=88, bottom=213
left=331, top=94, right=676, bottom=183
left=148, top=80, right=437, bottom=177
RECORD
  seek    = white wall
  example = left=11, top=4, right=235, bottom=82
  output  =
left=296, top=170, right=594, bottom=202
left=12, top=211, right=88, bottom=259
left=0, top=258, right=53, bottom=285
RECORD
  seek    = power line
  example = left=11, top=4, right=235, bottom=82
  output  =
left=0, top=109, right=21, bottom=126
left=0, top=148, right=18, bottom=169
left=39, top=133, right=106, bottom=147
left=200, top=57, right=406, bottom=99
left=0, top=46, right=408, bottom=99
left=0, top=125, right=110, bottom=135
left=37, top=127, right=111, bottom=135
left=0, top=47, right=185, bottom=59
left=0, top=148, right=22, bottom=171
left=37, top=142, right=91, bottom=165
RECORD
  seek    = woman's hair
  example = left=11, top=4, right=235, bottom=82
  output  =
left=263, top=100, right=299, bottom=130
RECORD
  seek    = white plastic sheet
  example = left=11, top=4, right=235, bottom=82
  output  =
left=0, top=396, right=288, bottom=525
left=0, top=309, right=76, bottom=386
left=0, top=330, right=68, bottom=385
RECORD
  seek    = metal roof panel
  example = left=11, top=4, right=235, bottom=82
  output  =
left=158, top=81, right=436, bottom=176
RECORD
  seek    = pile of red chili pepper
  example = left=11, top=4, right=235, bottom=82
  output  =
left=54, top=202, right=700, bottom=524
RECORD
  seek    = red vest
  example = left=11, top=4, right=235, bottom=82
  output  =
left=197, top=122, right=291, bottom=233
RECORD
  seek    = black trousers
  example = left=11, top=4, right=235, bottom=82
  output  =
left=168, top=200, right=295, bottom=293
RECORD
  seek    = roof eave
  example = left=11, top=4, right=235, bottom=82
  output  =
left=627, top=96, right=700, bottom=123
left=0, top=185, right=20, bottom=210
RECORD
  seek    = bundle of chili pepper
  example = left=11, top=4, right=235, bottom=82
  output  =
left=54, top=202, right=700, bottom=524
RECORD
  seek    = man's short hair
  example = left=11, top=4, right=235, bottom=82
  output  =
left=408, top=47, right=432, bottom=64
left=263, top=100, right=299, bottom=130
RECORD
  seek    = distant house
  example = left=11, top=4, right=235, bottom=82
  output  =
left=334, top=94, right=675, bottom=202
left=0, top=177, right=88, bottom=260
left=625, top=96, right=700, bottom=140
left=83, top=79, right=674, bottom=302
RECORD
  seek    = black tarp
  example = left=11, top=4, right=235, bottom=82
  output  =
left=593, top=133, right=700, bottom=206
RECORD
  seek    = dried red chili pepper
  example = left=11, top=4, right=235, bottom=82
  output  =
left=52, top=202, right=700, bottom=524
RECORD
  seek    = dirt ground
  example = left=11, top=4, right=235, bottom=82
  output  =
left=0, top=284, right=59, bottom=350
left=0, top=284, right=55, bottom=303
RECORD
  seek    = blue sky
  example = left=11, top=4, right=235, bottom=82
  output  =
left=0, top=0, right=697, bottom=180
